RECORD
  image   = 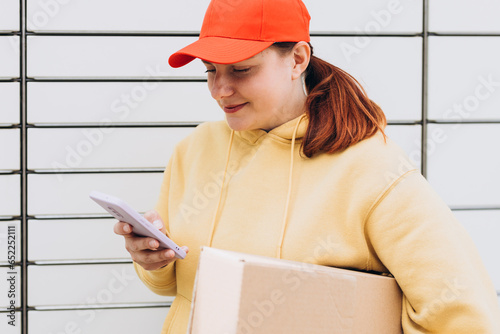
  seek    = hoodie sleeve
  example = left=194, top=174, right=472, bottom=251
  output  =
left=133, top=155, right=177, bottom=296
left=365, top=170, right=500, bottom=333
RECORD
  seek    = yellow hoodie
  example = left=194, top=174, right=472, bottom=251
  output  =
left=135, top=114, right=500, bottom=333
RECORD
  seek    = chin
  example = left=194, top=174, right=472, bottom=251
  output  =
left=225, top=117, right=255, bottom=132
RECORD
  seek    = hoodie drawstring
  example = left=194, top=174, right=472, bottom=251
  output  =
left=207, top=114, right=306, bottom=257
left=277, top=114, right=306, bottom=259
left=207, top=129, right=234, bottom=246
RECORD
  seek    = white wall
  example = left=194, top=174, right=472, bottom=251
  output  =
left=0, top=0, right=499, bottom=332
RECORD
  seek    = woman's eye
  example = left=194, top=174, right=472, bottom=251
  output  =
left=234, top=68, right=250, bottom=73
left=205, top=69, right=216, bottom=73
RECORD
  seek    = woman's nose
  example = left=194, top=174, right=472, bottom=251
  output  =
left=209, top=73, right=235, bottom=100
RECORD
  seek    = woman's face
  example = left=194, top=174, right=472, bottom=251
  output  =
left=203, top=47, right=306, bottom=132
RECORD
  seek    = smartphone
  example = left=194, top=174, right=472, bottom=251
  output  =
left=89, top=190, right=186, bottom=259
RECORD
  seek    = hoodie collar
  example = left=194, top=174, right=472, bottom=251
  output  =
left=233, top=113, right=309, bottom=144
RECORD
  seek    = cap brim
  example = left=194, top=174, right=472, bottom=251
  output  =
left=168, top=37, right=274, bottom=68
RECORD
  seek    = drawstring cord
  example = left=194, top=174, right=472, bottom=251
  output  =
left=207, top=129, right=235, bottom=246
left=277, top=114, right=306, bottom=259
left=206, top=114, right=305, bottom=257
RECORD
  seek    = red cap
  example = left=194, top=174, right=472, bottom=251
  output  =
left=168, top=0, right=311, bottom=68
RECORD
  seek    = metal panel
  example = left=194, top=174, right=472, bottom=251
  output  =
left=27, top=263, right=172, bottom=306
left=27, top=82, right=222, bottom=124
left=0, top=175, right=20, bottom=216
left=0, top=83, right=20, bottom=125
left=26, top=0, right=209, bottom=32
left=27, top=173, right=164, bottom=216
left=28, top=307, right=168, bottom=334
left=429, top=0, right=500, bottom=33
left=0, top=129, right=20, bottom=170
left=27, top=127, right=193, bottom=170
left=0, top=37, right=20, bottom=78
left=428, top=37, right=500, bottom=121
left=455, top=210, right=500, bottom=290
left=27, top=36, right=202, bottom=78
left=427, top=124, right=500, bottom=207
left=28, top=219, right=129, bottom=261
left=310, top=36, right=423, bottom=121
left=305, top=0, right=423, bottom=33
left=0, top=0, right=20, bottom=31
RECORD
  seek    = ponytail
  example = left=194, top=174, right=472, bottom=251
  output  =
left=273, top=43, right=387, bottom=158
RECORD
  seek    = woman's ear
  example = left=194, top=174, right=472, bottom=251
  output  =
left=291, top=41, right=311, bottom=80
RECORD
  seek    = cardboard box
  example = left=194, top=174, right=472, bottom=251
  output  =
left=188, top=247, right=402, bottom=334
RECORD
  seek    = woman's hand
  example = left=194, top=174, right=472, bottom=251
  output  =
left=113, top=210, right=188, bottom=271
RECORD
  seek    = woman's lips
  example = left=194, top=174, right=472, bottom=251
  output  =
left=223, top=103, right=247, bottom=114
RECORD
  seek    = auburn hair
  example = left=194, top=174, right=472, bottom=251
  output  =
left=273, top=42, right=387, bottom=158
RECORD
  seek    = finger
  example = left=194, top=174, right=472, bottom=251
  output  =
left=133, top=246, right=188, bottom=270
left=137, top=236, right=181, bottom=252
left=136, top=248, right=177, bottom=265
left=128, top=237, right=162, bottom=252
left=152, top=219, right=164, bottom=231
left=150, top=261, right=173, bottom=271
left=114, top=221, right=133, bottom=236
left=140, top=257, right=174, bottom=271
left=143, top=210, right=160, bottom=224
left=146, top=238, right=161, bottom=250
left=144, top=210, right=167, bottom=235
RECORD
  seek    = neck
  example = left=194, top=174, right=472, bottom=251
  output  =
left=262, top=84, right=307, bottom=132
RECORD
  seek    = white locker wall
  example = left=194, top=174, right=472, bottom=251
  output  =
left=1, top=0, right=499, bottom=333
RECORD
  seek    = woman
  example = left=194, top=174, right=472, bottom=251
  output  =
left=114, top=0, right=500, bottom=333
